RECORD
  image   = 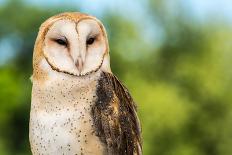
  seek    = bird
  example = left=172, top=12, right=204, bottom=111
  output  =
left=29, top=12, right=142, bottom=155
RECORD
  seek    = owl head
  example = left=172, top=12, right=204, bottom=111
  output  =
left=33, top=12, right=111, bottom=80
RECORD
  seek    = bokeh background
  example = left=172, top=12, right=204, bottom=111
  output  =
left=0, top=0, right=232, bottom=154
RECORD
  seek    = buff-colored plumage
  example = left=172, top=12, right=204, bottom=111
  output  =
left=30, top=12, right=142, bottom=155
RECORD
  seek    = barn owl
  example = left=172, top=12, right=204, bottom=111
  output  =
left=30, top=12, right=142, bottom=155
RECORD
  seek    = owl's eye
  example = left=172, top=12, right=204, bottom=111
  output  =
left=54, top=38, right=67, bottom=46
left=86, top=37, right=95, bottom=45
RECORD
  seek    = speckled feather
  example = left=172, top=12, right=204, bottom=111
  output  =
left=30, top=70, right=106, bottom=155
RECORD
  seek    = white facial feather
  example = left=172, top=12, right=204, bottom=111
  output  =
left=44, top=20, right=79, bottom=74
left=77, top=19, right=106, bottom=75
left=43, top=18, right=108, bottom=76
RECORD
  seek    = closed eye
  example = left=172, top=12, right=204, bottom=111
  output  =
left=54, top=38, right=68, bottom=46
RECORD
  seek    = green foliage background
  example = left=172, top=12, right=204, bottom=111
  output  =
left=0, top=0, right=232, bottom=155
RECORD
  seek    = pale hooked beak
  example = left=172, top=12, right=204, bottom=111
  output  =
left=75, top=56, right=83, bottom=72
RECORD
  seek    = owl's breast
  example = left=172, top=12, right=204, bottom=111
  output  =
left=30, top=72, right=105, bottom=155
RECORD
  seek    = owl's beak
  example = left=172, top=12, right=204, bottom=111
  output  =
left=75, top=57, right=83, bottom=72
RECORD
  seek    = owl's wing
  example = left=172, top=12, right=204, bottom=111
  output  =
left=92, top=72, right=142, bottom=155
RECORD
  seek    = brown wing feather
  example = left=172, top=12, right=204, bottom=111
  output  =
left=91, top=72, right=142, bottom=155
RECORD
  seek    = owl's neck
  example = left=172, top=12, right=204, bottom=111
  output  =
left=31, top=68, right=101, bottom=112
